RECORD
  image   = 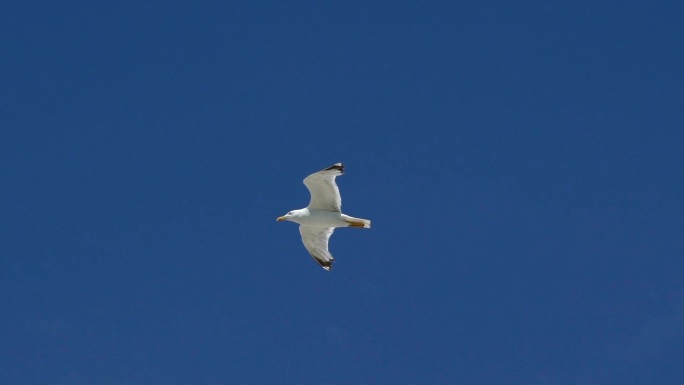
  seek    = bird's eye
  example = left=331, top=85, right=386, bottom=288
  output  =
left=288, top=211, right=293, bottom=215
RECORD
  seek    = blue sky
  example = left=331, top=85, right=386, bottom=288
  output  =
left=2, top=1, right=683, bottom=384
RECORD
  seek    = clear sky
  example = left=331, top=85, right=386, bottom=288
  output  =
left=2, top=1, right=683, bottom=384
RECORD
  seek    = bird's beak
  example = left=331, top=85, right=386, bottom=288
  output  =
left=276, top=216, right=286, bottom=222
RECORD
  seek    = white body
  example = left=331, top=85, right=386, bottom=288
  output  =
left=285, top=208, right=361, bottom=228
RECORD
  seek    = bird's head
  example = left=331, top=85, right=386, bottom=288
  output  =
left=276, top=211, right=295, bottom=222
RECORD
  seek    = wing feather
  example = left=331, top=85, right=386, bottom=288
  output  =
left=299, top=225, right=335, bottom=271
left=303, top=163, right=344, bottom=212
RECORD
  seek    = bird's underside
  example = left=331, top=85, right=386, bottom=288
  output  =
left=278, top=163, right=371, bottom=271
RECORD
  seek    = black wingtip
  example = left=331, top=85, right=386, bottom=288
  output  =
left=311, top=254, right=334, bottom=271
left=318, top=259, right=334, bottom=271
left=325, top=163, right=344, bottom=174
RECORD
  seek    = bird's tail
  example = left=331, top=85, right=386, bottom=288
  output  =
left=344, top=215, right=371, bottom=228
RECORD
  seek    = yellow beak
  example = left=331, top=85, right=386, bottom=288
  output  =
left=276, top=216, right=286, bottom=222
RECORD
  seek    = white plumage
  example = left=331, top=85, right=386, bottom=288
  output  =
left=277, top=163, right=371, bottom=271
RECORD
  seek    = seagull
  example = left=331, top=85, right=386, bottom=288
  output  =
left=277, top=163, right=371, bottom=271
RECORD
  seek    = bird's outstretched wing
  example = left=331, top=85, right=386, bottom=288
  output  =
left=303, top=163, right=344, bottom=212
left=299, top=225, right=335, bottom=271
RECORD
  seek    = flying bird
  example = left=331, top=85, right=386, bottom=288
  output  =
left=277, top=163, right=371, bottom=271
